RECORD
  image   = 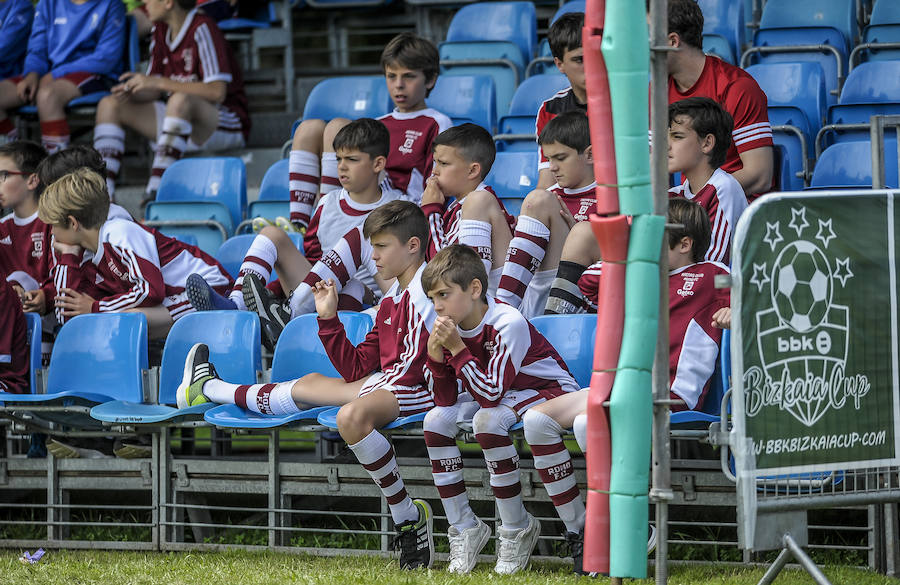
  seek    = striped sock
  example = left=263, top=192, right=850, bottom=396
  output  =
left=350, top=429, right=418, bottom=525
left=320, top=151, right=340, bottom=196
left=424, top=405, right=477, bottom=530
left=544, top=261, right=588, bottom=315
left=474, top=406, right=527, bottom=530
left=229, top=234, right=278, bottom=309
left=289, top=227, right=370, bottom=317
left=289, top=149, right=319, bottom=229
left=497, top=215, right=550, bottom=308
left=203, top=379, right=299, bottom=415
left=40, top=118, right=70, bottom=154
left=94, top=123, right=126, bottom=197
left=148, top=116, right=191, bottom=194
left=458, top=219, right=493, bottom=275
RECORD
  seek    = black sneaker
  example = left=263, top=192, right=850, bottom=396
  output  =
left=565, top=530, right=599, bottom=577
left=242, top=273, right=290, bottom=351
left=392, top=499, right=434, bottom=569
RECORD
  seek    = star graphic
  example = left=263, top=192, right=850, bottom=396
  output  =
left=750, top=262, right=770, bottom=292
left=788, top=207, right=809, bottom=237
left=815, top=218, right=837, bottom=249
left=833, top=257, right=853, bottom=286
left=764, top=221, right=783, bottom=251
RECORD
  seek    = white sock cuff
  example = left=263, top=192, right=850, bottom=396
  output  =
left=458, top=219, right=492, bottom=239
left=161, top=116, right=192, bottom=136
left=272, top=382, right=301, bottom=415
left=515, top=214, right=551, bottom=239
left=249, top=233, right=278, bottom=259
left=321, top=151, right=337, bottom=163
left=472, top=405, right=518, bottom=435
left=94, top=122, right=126, bottom=141
left=291, top=149, right=319, bottom=168
left=423, top=404, right=460, bottom=436
left=522, top=409, right=564, bottom=444
left=573, top=413, right=588, bottom=453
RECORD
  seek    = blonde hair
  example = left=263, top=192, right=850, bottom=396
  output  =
left=38, top=167, right=110, bottom=229
left=421, top=244, right=488, bottom=302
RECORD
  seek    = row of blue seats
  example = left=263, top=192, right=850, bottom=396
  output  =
left=3, top=310, right=728, bottom=435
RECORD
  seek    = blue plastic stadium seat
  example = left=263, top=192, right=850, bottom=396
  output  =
left=702, top=35, right=736, bottom=64
left=91, top=311, right=262, bottom=425
left=500, top=196, right=524, bottom=216
left=144, top=157, right=247, bottom=254
left=495, top=74, right=571, bottom=151
left=427, top=75, right=497, bottom=133
left=670, top=330, right=731, bottom=424
left=529, top=0, right=586, bottom=75
left=301, top=76, right=392, bottom=123
left=698, top=0, right=745, bottom=65
left=530, top=314, right=596, bottom=389
left=810, top=138, right=899, bottom=188
left=243, top=159, right=291, bottom=232
left=820, top=61, right=900, bottom=149
left=217, top=3, right=277, bottom=30
left=215, top=233, right=302, bottom=280
left=485, top=151, right=539, bottom=199
left=25, top=313, right=41, bottom=393
left=0, top=313, right=148, bottom=429
left=854, top=0, right=900, bottom=63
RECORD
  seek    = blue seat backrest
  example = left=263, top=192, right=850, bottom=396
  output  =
left=485, top=151, right=539, bottom=199
left=158, top=311, right=262, bottom=405
left=25, top=313, right=41, bottom=393
left=698, top=329, right=730, bottom=415
left=271, top=312, right=374, bottom=381
left=215, top=234, right=257, bottom=279
left=758, top=0, right=856, bottom=47
left=746, top=62, right=827, bottom=131
left=506, top=74, right=571, bottom=117
left=302, top=76, right=392, bottom=122
left=446, top=1, right=536, bottom=65
left=530, top=314, right=596, bottom=388
left=871, top=0, right=900, bottom=24
left=428, top=75, right=497, bottom=133
left=698, top=0, right=745, bottom=62
left=810, top=138, right=899, bottom=188
left=839, top=61, right=900, bottom=104
left=126, top=14, right=140, bottom=72
left=46, top=313, right=148, bottom=401
left=258, top=159, right=290, bottom=201
left=155, top=157, right=247, bottom=229
left=550, top=0, right=585, bottom=25
left=174, top=233, right=199, bottom=247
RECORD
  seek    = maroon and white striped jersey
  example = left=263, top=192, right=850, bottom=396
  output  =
left=378, top=108, right=452, bottom=202
left=318, top=262, right=436, bottom=388
left=669, top=168, right=747, bottom=265
left=0, top=275, right=27, bottom=394
left=425, top=299, right=578, bottom=408
left=550, top=181, right=597, bottom=223
left=421, top=184, right=516, bottom=260
left=0, top=211, right=52, bottom=291
left=58, top=218, right=231, bottom=313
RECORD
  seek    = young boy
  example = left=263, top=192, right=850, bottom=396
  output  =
left=0, top=0, right=34, bottom=90
left=536, top=12, right=587, bottom=190
left=421, top=245, right=579, bottom=575
left=0, top=0, right=126, bottom=152
left=187, top=119, right=402, bottom=348
left=0, top=272, right=28, bottom=394
left=177, top=201, right=437, bottom=570
left=287, top=32, right=451, bottom=230
left=0, top=142, right=50, bottom=298
left=496, top=111, right=596, bottom=317
left=523, top=198, right=726, bottom=574
left=94, top=0, right=249, bottom=200
left=38, top=168, right=232, bottom=339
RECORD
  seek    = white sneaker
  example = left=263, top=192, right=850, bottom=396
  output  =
left=494, top=513, right=540, bottom=575
left=447, top=517, right=491, bottom=574
left=648, top=523, right=657, bottom=555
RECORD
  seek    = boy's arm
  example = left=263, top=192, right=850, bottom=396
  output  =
left=669, top=307, right=723, bottom=410
left=425, top=351, right=461, bottom=407
left=725, top=76, right=775, bottom=197
left=0, top=1, right=34, bottom=66
left=317, top=316, right=380, bottom=383
left=446, top=317, right=528, bottom=408
left=302, top=201, right=325, bottom=262
left=51, top=2, right=126, bottom=78
left=23, top=3, right=49, bottom=77
left=92, top=229, right=166, bottom=313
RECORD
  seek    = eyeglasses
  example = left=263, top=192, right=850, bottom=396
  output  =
left=0, top=170, right=27, bottom=182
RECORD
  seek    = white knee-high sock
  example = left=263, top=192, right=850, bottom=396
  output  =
left=349, top=429, right=418, bottom=525
left=94, top=122, right=126, bottom=197
left=458, top=219, right=493, bottom=275
left=320, top=151, right=340, bottom=196
left=497, top=215, right=550, bottom=308
left=573, top=413, right=588, bottom=453
left=289, top=149, right=319, bottom=229
left=229, top=234, right=278, bottom=309
left=473, top=406, right=527, bottom=530
left=149, top=116, right=191, bottom=194
left=424, top=405, right=477, bottom=531
left=202, top=379, right=300, bottom=415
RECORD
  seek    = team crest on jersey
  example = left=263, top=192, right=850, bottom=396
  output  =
left=676, top=274, right=698, bottom=297
left=399, top=130, right=422, bottom=155
left=575, top=200, right=592, bottom=221
left=483, top=340, right=496, bottom=355
left=30, top=233, right=44, bottom=258
left=182, top=48, right=194, bottom=75
left=90, top=12, right=100, bottom=30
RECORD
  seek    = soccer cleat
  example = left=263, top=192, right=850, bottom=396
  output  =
left=176, top=343, right=216, bottom=409
left=447, top=517, right=491, bottom=574
left=275, top=216, right=304, bottom=235
left=494, top=513, right=541, bottom=575
left=242, top=273, right=290, bottom=352
left=186, top=273, right=236, bottom=311
left=564, top=529, right=600, bottom=577
left=647, top=523, right=657, bottom=555
left=251, top=217, right=275, bottom=233
left=393, top=499, right=434, bottom=570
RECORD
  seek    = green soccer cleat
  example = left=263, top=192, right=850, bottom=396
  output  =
left=393, top=499, right=435, bottom=570
left=176, top=343, right=217, bottom=409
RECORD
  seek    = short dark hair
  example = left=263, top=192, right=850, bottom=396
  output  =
left=36, top=146, right=107, bottom=196
left=665, top=0, right=704, bottom=50
left=363, top=200, right=429, bottom=258
left=538, top=110, right=590, bottom=153
left=668, top=97, right=734, bottom=169
left=432, top=123, right=496, bottom=179
left=667, top=197, right=710, bottom=263
left=548, top=12, right=584, bottom=60
left=0, top=141, right=47, bottom=176
left=380, top=33, right=440, bottom=97
left=421, top=244, right=488, bottom=303
left=332, top=118, right=390, bottom=160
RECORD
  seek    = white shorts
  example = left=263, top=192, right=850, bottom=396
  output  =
left=455, top=386, right=562, bottom=420
left=518, top=268, right=555, bottom=319
left=358, top=372, right=435, bottom=415
left=153, top=101, right=246, bottom=152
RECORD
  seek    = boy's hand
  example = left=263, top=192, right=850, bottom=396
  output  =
left=312, top=279, right=339, bottom=320
left=11, top=283, right=25, bottom=303
left=421, top=176, right=445, bottom=207
left=712, top=307, right=731, bottom=329
left=52, top=241, right=82, bottom=256
left=55, top=288, right=95, bottom=317
left=426, top=333, right=445, bottom=363
left=22, top=289, right=45, bottom=314
left=557, top=195, right=577, bottom=230
left=113, top=72, right=160, bottom=99
left=431, top=316, right=465, bottom=355
left=17, top=73, right=39, bottom=103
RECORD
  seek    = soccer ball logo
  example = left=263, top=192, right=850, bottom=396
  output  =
left=771, top=241, right=832, bottom=333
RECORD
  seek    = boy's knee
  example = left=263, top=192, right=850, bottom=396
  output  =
left=96, top=95, right=120, bottom=120
left=164, top=92, right=196, bottom=117
left=35, top=84, right=65, bottom=111
left=472, top=406, right=515, bottom=435
left=461, top=189, right=500, bottom=217
left=292, top=118, right=326, bottom=148
left=322, top=117, right=350, bottom=144
left=521, top=408, right=541, bottom=433
left=423, top=405, right=458, bottom=434
left=520, top=188, right=557, bottom=216
left=259, top=225, right=290, bottom=245
left=336, top=401, right=365, bottom=432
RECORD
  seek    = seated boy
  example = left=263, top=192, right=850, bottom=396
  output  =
left=523, top=198, right=726, bottom=574
left=0, top=0, right=34, bottom=103
left=536, top=12, right=587, bottom=190
left=421, top=245, right=579, bottom=575
left=246, top=123, right=515, bottom=347
left=177, top=201, right=437, bottom=569
left=496, top=111, right=596, bottom=317
left=38, top=168, right=232, bottom=339
left=0, top=273, right=28, bottom=394
left=0, top=0, right=126, bottom=153
left=286, top=32, right=451, bottom=230
left=94, top=0, right=249, bottom=200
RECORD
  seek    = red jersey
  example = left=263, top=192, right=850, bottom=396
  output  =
left=0, top=211, right=52, bottom=291
left=378, top=108, right=452, bottom=202
left=669, top=168, right=748, bottom=265
left=425, top=299, right=578, bottom=408
left=0, top=276, right=28, bottom=394
left=317, top=262, right=436, bottom=388
left=669, top=56, right=773, bottom=196
left=421, top=184, right=516, bottom=260
left=536, top=87, right=587, bottom=169
left=550, top=181, right=597, bottom=223
left=147, top=9, right=249, bottom=138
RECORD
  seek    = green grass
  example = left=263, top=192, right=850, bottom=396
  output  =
left=0, top=550, right=894, bottom=585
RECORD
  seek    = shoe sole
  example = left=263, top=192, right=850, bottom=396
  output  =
left=243, top=275, right=287, bottom=351
left=47, top=440, right=80, bottom=459
left=450, top=521, right=491, bottom=574
left=186, top=274, right=212, bottom=312
left=176, top=343, right=203, bottom=409
left=114, top=444, right=152, bottom=459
